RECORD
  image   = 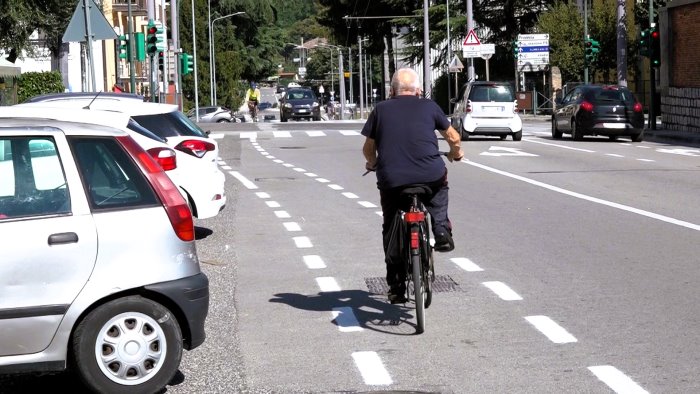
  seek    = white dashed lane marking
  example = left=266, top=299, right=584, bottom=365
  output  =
left=293, top=236, right=313, bottom=248
left=588, top=366, right=649, bottom=394
left=451, top=257, right=483, bottom=272
left=342, top=192, right=358, bottom=199
left=352, top=351, right=393, bottom=386
left=524, top=315, right=577, bottom=344
left=482, top=281, right=523, bottom=301
left=358, top=201, right=377, bottom=208
left=274, top=210, right=291, bottom=218
left=283, top=222, right=301, bottom=232
left=265, top=201, right=281, bottom=208
left=331, top=307, right=363, bottom=332
left=229, top=171, right=258, bottom=189
left=329, top=184, right=344, bottom=190
left=316, top=277, right=341, bottom=292
left=303, top=255, right=326, bottom=269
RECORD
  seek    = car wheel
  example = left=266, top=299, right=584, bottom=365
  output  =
left=572, top=118, right=584, bottom=141
left=512, top=131, right=522, bottom=141
left=216, top=119, right=230, bottom=123
left=631, top=131, right=644, bottom=142
left=551, top=117, right=563, bottom=139
left=460, top=129, right=469, bottom=141
left=71, top=296, right=183, bottom=394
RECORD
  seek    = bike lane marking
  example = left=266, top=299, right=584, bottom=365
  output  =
left=524, top=315, right=578, bottom=344
left=588, top=366, right=649, bottom=394
left=482, top=281, right=523, bottom=301
left=351, top=351, right=393, bottom=386
left=451, top=257, right=483, bottom=272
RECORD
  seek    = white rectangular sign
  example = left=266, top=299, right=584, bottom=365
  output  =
left=480, top=43, right=495, bottom=55
left=462, top=45, right=481, bottom=58
left=518, top=52, right=549, bottom=60
left=518, top=40, right=549, bottom=47
left=518, top=33, right=549, bottom=41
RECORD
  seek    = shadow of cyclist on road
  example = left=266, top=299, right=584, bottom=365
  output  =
left=269, top=289, right=421, bottom=335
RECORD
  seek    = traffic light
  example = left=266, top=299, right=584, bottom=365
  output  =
left=512, top=40, right=519, bottom=59
left=584, top=37, right=600, bottom=65
left=134, top=32, right=145, bottom=61
left=118, top=35, right=129, bottom=60
left=181, top=52, right=194, bottom=75
left=639, top=28, right=650, bottom=57
left=650, top=27, right=660, bottom=67
left=158, top=51, right=164, bottom=71
left=146, top=19, right=164, bottom=56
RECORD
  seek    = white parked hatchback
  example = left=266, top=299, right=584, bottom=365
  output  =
left=450, top=81, right=523, bottom=141
left=18, top=98, right=226, bottom=219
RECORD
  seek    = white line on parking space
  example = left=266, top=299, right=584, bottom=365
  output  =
left=229, top=171, right=258, bottom=189
left=273, top=131, right=292, bottom=138
left=303, top=255, right=326, bottom=269
left=331, top=307, right=363, bottom=332
left=358, top=201, right=377, bottom=208
left=451, top=257, right=483, bottom=272
left=523, top=139, right=596, bottom=152
left=316, top=277, right=341, bottom=292
left=464, top=160, right=700, bottom=232
left=588, top=366, right=649, bottom=394
left=293, top=236, right=313, bottom=248
left=274, top=210, right=291, bottom=218
left=524, top=315, right=577, bottom=344
left=283, top=222, right=301, bottom=232
left=266, top=201, right=281, bottom=208
left=342, top=192, right=359, bottom=199
left=329, top=184, right=344, bottom=190
left=352, top=351, right=393, bottom=385
left=256, top=192, right=270, bottom=198
left=482, top=281, right=523, bottom=301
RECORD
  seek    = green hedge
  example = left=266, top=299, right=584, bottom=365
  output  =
left=18, top=71, right=65, bottom=103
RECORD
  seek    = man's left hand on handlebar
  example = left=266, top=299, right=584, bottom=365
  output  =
left=447, top=148, right=464, bottom=162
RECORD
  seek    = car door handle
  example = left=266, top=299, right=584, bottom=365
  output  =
left=48, top=232, right=79, bottom=245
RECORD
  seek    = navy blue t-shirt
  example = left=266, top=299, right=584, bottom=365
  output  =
left=361, top=95, right=450, bottom=189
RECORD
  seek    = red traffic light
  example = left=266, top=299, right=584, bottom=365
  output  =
left=148, top=26, right=158, bottom=34
left=651, top=31, right=659, bottom=39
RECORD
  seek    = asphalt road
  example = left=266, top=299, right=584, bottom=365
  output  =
left=3, top=118, right=699, bottom=393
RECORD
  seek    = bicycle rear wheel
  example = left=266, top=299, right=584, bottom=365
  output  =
left=411, top=251, right=425, bottom=334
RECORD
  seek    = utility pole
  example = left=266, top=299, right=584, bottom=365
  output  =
left=422, top=0, right=431, bottom=96
left=171, top=0, right=181, bottom=108
left=466, top=0, right=474, bottom=81
left=127, top=0, right=136, bottom=92
left=616, top=0, right=628, bottom=87
left=584, top=0, right=589, bottom=84
left=648, top=0, right=656, bottom=130
left=358, top=35, right=364, bottom=119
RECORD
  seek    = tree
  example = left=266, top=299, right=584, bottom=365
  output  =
left=537, top=1, right=585, bottom=82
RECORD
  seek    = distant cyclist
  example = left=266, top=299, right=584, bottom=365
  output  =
left=361, top=68, right=464, bottom=303
left=245, top=82, right=261, bottom=122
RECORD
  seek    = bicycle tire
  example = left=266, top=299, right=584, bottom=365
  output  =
left=422, top=218, right=433, bottom=309
left=412, top=224, right=426, bottom=334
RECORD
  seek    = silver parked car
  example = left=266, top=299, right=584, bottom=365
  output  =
left=0, top=110, right=209, bottom=393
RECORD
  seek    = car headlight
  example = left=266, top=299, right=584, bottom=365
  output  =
left=312, top=102, right=319, bottom=107
left=284, top=103, right=292, bottom=108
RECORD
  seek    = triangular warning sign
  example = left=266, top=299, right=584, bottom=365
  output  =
left=463, top=29, right=481, bottom=46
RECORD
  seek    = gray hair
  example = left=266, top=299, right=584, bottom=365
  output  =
left=391, top=68, right=421, bottom=96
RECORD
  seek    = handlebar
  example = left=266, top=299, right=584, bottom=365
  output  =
left=363, top=151, right=461, bottom=176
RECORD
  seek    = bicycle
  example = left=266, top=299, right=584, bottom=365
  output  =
left=248, top=100, right=259, bottom=122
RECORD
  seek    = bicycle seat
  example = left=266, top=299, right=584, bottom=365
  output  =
left=400, top=185, right=431, bottom=196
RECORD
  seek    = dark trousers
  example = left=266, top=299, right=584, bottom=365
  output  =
left=379, top=172, right=450, bottom=286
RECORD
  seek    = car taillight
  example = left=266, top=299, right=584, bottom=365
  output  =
left=176, top=139, right=215, bottom=158
left=466, top=100, right=472, bottom=113
left=580, top=101, right=594, bottom=112
left=146, top=147, right=177, bottom=171
left=118, top=136, right=195, bottom=242
left=633, top=102, right=643, bottom=113
left=513, top=99, right=519, bottom=113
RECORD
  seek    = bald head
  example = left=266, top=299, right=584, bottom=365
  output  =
left=391, top=68, right=421, bottom=97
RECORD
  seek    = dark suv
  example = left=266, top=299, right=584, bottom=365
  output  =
left=552, top=84, right=644, bottom=141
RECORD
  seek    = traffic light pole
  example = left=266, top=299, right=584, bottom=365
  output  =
left=648, top=1, right=656, bottom=130
left=126, top=0, right=136, bottom=93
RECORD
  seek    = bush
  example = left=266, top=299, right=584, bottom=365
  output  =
left=18, top=71, right=64, bottom=103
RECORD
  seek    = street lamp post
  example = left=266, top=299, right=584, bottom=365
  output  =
left=210, top=11, right=246, bottom=106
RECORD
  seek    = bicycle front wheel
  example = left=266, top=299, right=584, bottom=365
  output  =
left=412, top=251, right=425, bottom=334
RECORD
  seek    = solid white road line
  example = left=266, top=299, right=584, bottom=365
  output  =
left=351, top=351, right=393, bottom=385
left=273, top=131, right=292, bottom=138
left=331, top=307, right=363, bottom=332
left=588, top=365, right=649, bottom=394
left=256, top=192, right=270, bottom=199
left=342, top=192, right=359, bottom=199
left=523, top=138, right=596, bottom=152
left=316, top=277, right=341, bottom=292
left=329, top=184, right=344, bottom=190
left=283, top=222, right=302, bottom=232
left=265, top=201, right=281, bottom=208
left=358, top=201, right=377, bottom=208
left=303, top=255, right=326, bottom=269
left=274, top=210, right=291, bottom=218
left=451, top=257, right=483, bottom=272
left=482, top=281, right=523, bottom=301
left=229, top=171, right=258, bottom=189
left=220, top=165, right=232, bottom=170
left=464, top=160, right=700, bottom=232
left=293, top=236, right=313, bottom=248
left=524, top=315, right=577, bottom=344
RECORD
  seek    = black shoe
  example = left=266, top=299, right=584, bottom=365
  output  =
left=388, top=284, right=407, bottom=304
left=434, top=231, right=454, bottom=252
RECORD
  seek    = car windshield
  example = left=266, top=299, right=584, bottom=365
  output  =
left=287, top=90, right=315, bottom=100
left=132, top=111, right=208, bottom=139
left=469, top=85, right=514, bottom=102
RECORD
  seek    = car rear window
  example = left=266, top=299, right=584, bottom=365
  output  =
left=588, top=88, right=636, bottom=105
left=127, top=119, right=167, bottom=143
left=0, top=135, right=70, bottom=219
left=70, top=137, right=159, bottom=210
left=469, top=85, right=514, bottom=102
left=132, top=111, right=208, bottom=139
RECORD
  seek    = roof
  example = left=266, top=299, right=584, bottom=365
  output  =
left=17, top=99, right=179, bottom=116
left=0, top=58, right=20, bottom=78
left=0, top=106, right=131, bottom=128
left=24, top=92, right=145, bottom=103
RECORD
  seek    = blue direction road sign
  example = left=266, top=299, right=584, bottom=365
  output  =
left=519, top=46, right=549, bottom=53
